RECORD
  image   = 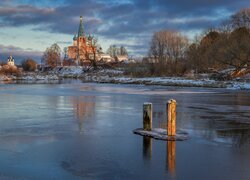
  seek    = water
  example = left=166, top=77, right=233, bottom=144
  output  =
left=0, top=81, right=249, bottom=179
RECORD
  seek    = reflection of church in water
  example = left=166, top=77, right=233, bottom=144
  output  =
left=71, top=96, right=95, bottom=132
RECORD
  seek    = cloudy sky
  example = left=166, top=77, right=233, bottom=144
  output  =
left=0, top=0, right=249, bottom=63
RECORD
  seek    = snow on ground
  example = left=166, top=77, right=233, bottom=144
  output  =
left=89, top=76, right=226, bottom=88
left=98, top=69, right=124, bottom=75
left=114, top=77, right=220, bottom=87
left=0, top=74, right=59, bottom=82
left=0, top=75, right=12, bottom=81
left=58, top=66, right=84, bottom=75
left=80, top=74, right=250, bottom=90
left=53, top=66, right=123, bottom=77
left=0, top=66, right=249, bottom=90
left=228, top=82, right=250, bottom=90
left=52, top=66, right=84, bottom=78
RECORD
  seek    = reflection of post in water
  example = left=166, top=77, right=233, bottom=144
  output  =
left=143, top=137, right=152, bottom=159
left=166, top=141, right=176, bottom=176
left=71, top=96, right=95, bottom=132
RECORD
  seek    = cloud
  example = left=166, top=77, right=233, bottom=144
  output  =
left=0, top=0, right=249, bottom=56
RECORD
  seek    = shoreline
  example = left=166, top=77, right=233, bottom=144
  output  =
left=0, top=66, right=249, bottom=90
left=1, top=72, right=249, bottom=90
left=81, top=76, right=250, bottom=90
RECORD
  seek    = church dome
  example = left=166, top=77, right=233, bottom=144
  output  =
left=73, top=34, right=77, bottom=40
left=88, top=34, right=93, bottom=40
left=8, top=55, right=14, bottom=62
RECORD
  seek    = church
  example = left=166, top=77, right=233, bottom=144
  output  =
left=7, top=55, right=15, bottom=66
left=67, top=16, right=97, bottom=65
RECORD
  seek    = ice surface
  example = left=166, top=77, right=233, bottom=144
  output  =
left=0, top=83, right=249, bottom=179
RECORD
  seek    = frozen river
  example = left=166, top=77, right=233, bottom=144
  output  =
left=0, top=81, right=249, bottom=179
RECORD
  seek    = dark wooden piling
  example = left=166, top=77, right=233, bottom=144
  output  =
left=143, top=103, right=152, bottom=131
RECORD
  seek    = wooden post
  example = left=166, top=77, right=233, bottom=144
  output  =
left=143, top=103, right=152, bottom=131
left=167, top=99, right=176, bottom=136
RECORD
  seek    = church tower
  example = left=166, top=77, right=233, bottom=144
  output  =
left=78, top=16, right=84, bottom=37
left=67, top=15, right=97, bottom=65
left=77, top=16, right=85, bottom=48
left=7, top=55, right=15, bottom=66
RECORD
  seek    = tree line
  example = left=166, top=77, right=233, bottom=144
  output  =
left=106, top=45, right=128, bottom=57
left=139, top=8, right=250, bottom=77
left=41, top=42, right=128, bottom=69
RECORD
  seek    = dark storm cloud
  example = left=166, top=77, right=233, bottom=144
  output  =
left=133, top=0, right=249, bottom=16
left=0, top=0, right=239, bottom=33
left=0, top=0, right=243, bottom=33
left=0, top=5, right=55, bottom=27
left=0, top=0, right=249, bottom=56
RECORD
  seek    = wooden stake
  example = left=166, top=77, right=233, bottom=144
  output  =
left=143, top=103, right=152, bottom=131
left=167, top=99, right=176, bottom=136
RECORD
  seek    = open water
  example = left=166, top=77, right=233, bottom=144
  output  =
left=0, top=81, right=249, bottom=179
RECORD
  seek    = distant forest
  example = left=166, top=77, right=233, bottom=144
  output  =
left=132, top=8, right=250, bottom=78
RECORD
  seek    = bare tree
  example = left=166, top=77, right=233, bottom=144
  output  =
left=107, top=45, right=128, bottom=57
left=119, top=46, right=128, bottom=56
left=85, top=36, right=100, bottom=69
left=148, top=30, right=188, bottom=75
left=231, top=8, right=250, bottom=29
left=213, top=27, right=250, bottom=71
left=188, top=26, right=250, bottom=75
left=21, top=58, right=37, bottom=71
left=149, top=30, right=188, bottom=63
left=107, top=45, right=118, bottom=58
left=42, top=43, right=61, bottom=68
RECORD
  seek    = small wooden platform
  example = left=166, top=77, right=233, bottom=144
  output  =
left=133, top=128, right=189, bottom=141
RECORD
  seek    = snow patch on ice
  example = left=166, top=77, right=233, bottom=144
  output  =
left=133, top=128, right=188, bottom=141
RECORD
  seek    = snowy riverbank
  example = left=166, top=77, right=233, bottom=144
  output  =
left=80, top=75, right=250, bottom=90
left=0, top=66, right=249, bottom=90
